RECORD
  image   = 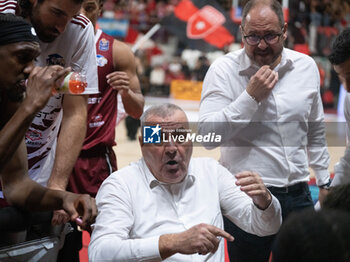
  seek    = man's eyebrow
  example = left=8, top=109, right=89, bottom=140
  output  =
left=13, top=49, right=34, bottom=58
left=246, top=29, right=280, bottom=35
left=51, top=6, right=67, bottom=16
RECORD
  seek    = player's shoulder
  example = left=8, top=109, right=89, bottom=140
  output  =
left=70, top=14, right=91, bottom=30
left=0, top=0, right=17, bottom=13
left=113, top=38, right=131, bottom=52
left=112, top=37, right=134, bottom=64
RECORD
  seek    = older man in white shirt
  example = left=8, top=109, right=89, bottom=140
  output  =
left=88, top=103, right=281, bottom=261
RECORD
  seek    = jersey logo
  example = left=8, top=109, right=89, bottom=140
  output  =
left=99, top=38, right=109, bottom=51
left=46, top=54, right=65, bottom=66
left=26, top=129, right=43, bottom=142
left=96, top=54, right=108, bottom=67
left=89, top=114, right=105, bottom=128
left=88, top=96, right=102, bottom=104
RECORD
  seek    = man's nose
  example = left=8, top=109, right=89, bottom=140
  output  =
left=165, top=142, right=177, bottom=157
left=23, top=61, right=35, bottom=74
left=56, top=20, right=69, bottom=34
left=257, top=38, right=268, bottom=49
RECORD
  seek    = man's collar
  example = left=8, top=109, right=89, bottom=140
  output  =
left=238, top=48, right=294, bottom=76
left=141, top=158, right=196, bottom=189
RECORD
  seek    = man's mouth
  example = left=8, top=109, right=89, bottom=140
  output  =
left=166, top=160, right=178, bottom=166
left=50, top=31, right=60, bottom=38
left=256, top=51, right=270, bottom=56
left=15, top=80, right=26, bottom=93
left=6, top=80, right=26, bottom=102
left=165, top=160, right=181, bottom=174
left=38, top=30, right=60, bottom=42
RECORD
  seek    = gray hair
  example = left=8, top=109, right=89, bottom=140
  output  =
left=241, top=0, right=284, bottom=28
left=140, top=103, right=186, bottom=128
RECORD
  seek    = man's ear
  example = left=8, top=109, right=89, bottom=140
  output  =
left=282, top=22, right=288, bottom=40
left=99, top=3, right=103, bottom=16
left=138, top=135, right=143, bottom=147
left=29, top=0, right=37, bottom=5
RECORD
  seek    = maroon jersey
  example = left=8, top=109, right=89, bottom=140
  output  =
left=83, top=30, right=118, bottom=150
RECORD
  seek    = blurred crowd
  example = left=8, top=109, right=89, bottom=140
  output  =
left=93, top=0, right=347, bottom=108
left=288, top=0, right=350, bottom=53
left=287, top=0, right=350, bottom=108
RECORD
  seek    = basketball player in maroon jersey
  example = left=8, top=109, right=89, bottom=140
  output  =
left=56, top=0, right=144, bottom=260
left=70, top=0, right=144, bottom=202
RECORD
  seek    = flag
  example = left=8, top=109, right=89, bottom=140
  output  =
left=97, top=17, right=129, bottom=38
left=161, top=0, right=238, bottom=51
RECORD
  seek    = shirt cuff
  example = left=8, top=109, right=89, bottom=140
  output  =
left=252, top=195, right=282, bottom=235
left=332, top=162, right=350, bottom=186
left=254, top=193, right=280, bottom=217
left=314, top=169, right=330, bottom=186
left=246, top=91, right=261, bottom=105
left=138, top=236, right=162, bottom=261
left=229, top=90, right=259, bottom=120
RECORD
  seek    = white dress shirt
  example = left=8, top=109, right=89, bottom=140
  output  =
left=332, top=93, right=350, bottom=186
left=88, top=157, right=281, bottom=261
left=199, top=48, right=330, bottom=187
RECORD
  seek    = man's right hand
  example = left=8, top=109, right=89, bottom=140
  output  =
left=24, top=65, right=71, bottom=113
left=159, top=223, right=234, bottom=259
left=61, top=191, right=97, bottom=230
left=246, top=65, right=278, bottom=102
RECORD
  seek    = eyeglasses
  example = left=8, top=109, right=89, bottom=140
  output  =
left=242, top=28, right=284, bottom=46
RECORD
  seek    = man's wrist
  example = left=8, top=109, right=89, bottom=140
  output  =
left=47, top=183, right=66, bottom=191
left=246, top=91, right=261, bottom=105
left=159, top=234, right=177, bottom=260
left=254, top=192, right=272, bottom=210
left=20, top=100, right=40, bottom=119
